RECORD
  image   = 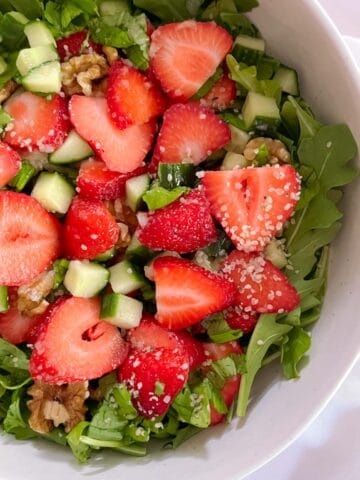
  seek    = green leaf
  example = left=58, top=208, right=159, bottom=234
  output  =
left=237, top=314, right=292, bottom=416
left=52, top=259, right=70, bottom=290
left=0, top=339, right=30, bottom=392
left=191, top=67, right=223, bottom=100
left=0, top=106, right=12, bottom=131
left=205, top=313, right=243, bottom=343
left=3, top=388, right=36, bottom=440
left=112, top=383, right=138, bottom=420
left=142, top=184, right=190, bottom=210
left=163, top=425, right=201, bottom=449
left=79, top=435, right=147, bottom=456
left=171, top=381, right=211, bottom=428
left=67, top=421, right=91, bottom=464
left=0, top=12, right=27, bottom=52
left=133, top=0, right=194, bottom=22
left=7, top=0, right=43, bottom=19
left=89, top=18, right=132, bottom=47
left=233, top=0, right=259, bottom=12
left=288, top=96, right=322, bottom=141
left=281, top=327, right=311, bottom=379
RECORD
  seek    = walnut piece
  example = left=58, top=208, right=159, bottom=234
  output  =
left=244, top=137, right=291, bottom=165
left=105, top=199, right=138, bottom=253
left=17, top=270, right=55, bottom=316
left=102, top=46, right=119, bottom=65
left=0, top=80, right=17, bottom=104
left=61, top=53, right=109, bottom=96
left=27, top=381, right=89, bottom=434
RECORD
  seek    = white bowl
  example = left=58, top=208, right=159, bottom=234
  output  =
left=1, top=1, right=359, bottom=478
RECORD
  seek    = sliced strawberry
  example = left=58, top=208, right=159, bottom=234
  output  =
left=119, top=347, right=189, bottom=418
left=138, top=189, right=217, bottom=254
left=202, top=165, right=301, bottom=251
left=77, top=158, right=147, bottom=200
left=56, top=31, right=102, bottom=61
left=69, top=95, right=156, bottom=173
left=224, top=307, right=259, bottom=334
left=153, top=256, right=237, bottom=330
left=198, top=74, right=236, bottom=111
left=0, top=192, right=62, bottom=286
left=151, top=103, right=230, bottom=169
left=0, top=288, right=40, bottom=345
left=203, top=341, right=242, bottom=425
left=4, top=92, right=70, bottom=153
left=147, top=20, right=155, bottom=37
left=0, top=142, right=21, bottom=188
left=221, top=250, right=300, bottom=314
left=150, top=20, right=233, bottom=100
left=128, top=317, right=182, bottom=351
left=107, top=60, right=167, bottom=129
left=175, top=331, right=206, bottom=370
left=30, top=297, right=128, bottom=384
left=63, top=196, right=119, bottom=260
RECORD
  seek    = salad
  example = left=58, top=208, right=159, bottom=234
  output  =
left=0, top=0, right=358, bottom=465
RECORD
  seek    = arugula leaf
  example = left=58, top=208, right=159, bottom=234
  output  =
left=163, top=424, right=201, bottom=449
left=172, top=381, right=211, bottom=428
left=281, top=327, right=311, bottom=379
left=133, top=0, right=195, bottom=22
left=89, top=18, right=132, bottom=47
left=0, top=106, right=12, bottom=131
left=237, top=314, right=292, bottom=416
left=0, top=12, right=27, bottom=52
left=0, top=339, right=30, bottom=392
left=143, top=184, right=190, bottom=210
left=287, top=96, right=321, bottom=141
left=204, top=313, right=243, bottom=343
left=3, top=388, right=36, bottom=440
left=80, top=435, right=147, bottom=455
left=67, top=421, right=91, bottom=464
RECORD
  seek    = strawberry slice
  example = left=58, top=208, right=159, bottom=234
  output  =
left=56, top=31, right=102, bottom=62
left=77, top=158, right=147, bottom=200
left=203, top=341, right=242, bottom=425
left=0, top=192, right=62, bottom=286
left=150, top=20, right=233, bottom=100
left=107, top=60, right=167, bottom=129
left=30, top=297, right=128, bottom=384
left=63, top=196, right=119, bottom=260
left=175, top=331, right=206, bottom=370
left=198, top=73, right=236, bottom=111
left=224, top=307, right=259, bottom=334
left=0, top=288, right=40, bottom=345
left=138, top=189, right=217, bottom=254
left=221, top=250, right=300, bottom=314
left=0, top=141, right=21, bottom=187
left=4, top=92, right=70, bottom=153
left=151, top=103, right=231, bottom=169
left=69, top=95, right=156, bottom=173
left=202, top=165, right=301, bottom=251
left=119, top=347, right=189, bottom=418
left=153, top=256, right=237, bottom=330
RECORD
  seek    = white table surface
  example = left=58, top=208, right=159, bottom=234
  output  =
left=247, top=1, right=360, bottom=479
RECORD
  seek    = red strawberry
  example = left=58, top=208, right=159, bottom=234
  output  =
left=63, top=196, right=119, bottom=260
left=77, top=158, right=147, bottom=200
left=119, top=347, right=189, bottom=418
left=138, top=189, right=217, bottom=253
left=203, top=341, right=242, bottom=425
left=30, top=297, right=128, bottom=384
left=56, top=31, right=102, bottom=61
left=69, top=95, right=156, bottom=173
left=224, top=307, right=259, bottom=334
left=107, top=60, right=167, bottom=129
left=175, top=331, right=206, bottom=370
left=151, top=103, right=231, bottom=169
left=0, top=192, right=62, bottom=286
left=221, top=250, right=300, bottom=314
left=0, top=288, right=40, bottom=344
left=198, top=74, right=236, bottom=111
left=153, top=256, right=237, bottom=330
left=4, top=92, right=70, bottom=153
left=150, top=21, right=233, bottom=100
left=202, top=165, right=301, bottom=251
left=147, top=20, right=155, bottom=37
left=0, top=141, right=21, bottom=187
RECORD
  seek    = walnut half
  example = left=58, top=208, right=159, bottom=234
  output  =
left=0, top=80, right=17, bottom=104
left=61, top=53, right=109, bottom=96
left=17, top=270, right=55, bottom=317
left=244, top=137, right=291, bottom=165
left=27, top=381, right=89, bottom=434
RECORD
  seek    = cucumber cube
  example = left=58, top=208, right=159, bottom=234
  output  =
left=125, top=235, right=154, bottom=262
left=0, top=286, right=9, bottom=313
left=101, top=293, right=143, bottom=329
left=22, top=61, right=61, bottom=94
left=31, top=172, right=75, bottom=214
left=126, top=174, right=150, bottom=212
left=16, top=45, right=58, bottom=76
left=273, top=66, right=300, bottom=96
left=64, top=261, right=109, bottom=298
left=50, top=130, right=94, bottom=164
left=109, top=260, right=146, bottom=294
left=242, top=91, right=280, bottom=130
left=225, top=125, right=250, bottom=154
left=95, top=247, right=117, bottom=262
left=24, top=21, right=56, bottom=47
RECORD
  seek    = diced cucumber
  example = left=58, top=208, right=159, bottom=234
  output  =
left=125, top=235, right=154, bottom=262
left=0, top=286, right=9, bottom=313
left=273, top=66, right=300, bottom=96
left=233, top=34, right=265, bottom=65
left=9, top=160, right=37, bottom=191
left=101, top=293, right=143, bottom=329
left=0, top=57, right=7, bottom=75
left=158, top=163, right=196, bottom=189
left=8, top=11, right=28, bottom=25
left=242, top=91, right=281, bottom=131
left=31, top=172, right=75, bottom=214
left=24, top=21, right=56, bottom=47
left=125, top=174, right=150, bottom=212
left=99, top=0, right=130, bottom=15
left=109, top=260, right=146, bottom=294
left=265, top=239, right=288, bottom=269
left=64, top=261, right=109, bottom=298
left=16, top=45, right=58, bottom=76
left=50, top=130, right=94, bottom=165
left=22, top=61, right=61, bottom=94
left=225, top=125, right=250, bottom=154
left=95, top=247, right=117, bottom=262
left=221, top=152, right=248, bottom=170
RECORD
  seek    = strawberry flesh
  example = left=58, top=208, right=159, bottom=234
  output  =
left=198, top=73, right=236, bottom=111
left=0, top=141, right=21, bottom=187
left=224, top=307, right=259, bottom=334
left=56, top=31, right=102, bottom=62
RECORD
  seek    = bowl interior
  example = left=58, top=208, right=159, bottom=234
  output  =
left=1, top=1, right=360, bottom=479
